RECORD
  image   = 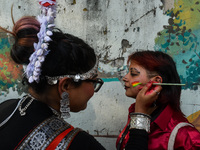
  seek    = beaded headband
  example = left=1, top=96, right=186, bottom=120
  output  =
left=46, top=59, right=98, bottom=85
left=25, top=0, right=56, bottom=83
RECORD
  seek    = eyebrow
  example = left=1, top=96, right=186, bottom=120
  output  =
left=130, top=68, right=140, bottom=74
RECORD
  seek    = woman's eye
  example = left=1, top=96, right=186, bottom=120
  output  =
left=130, top=73, right=138, bottom=76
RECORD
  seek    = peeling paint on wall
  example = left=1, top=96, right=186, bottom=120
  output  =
left=80, top=0, right=167, bottom=79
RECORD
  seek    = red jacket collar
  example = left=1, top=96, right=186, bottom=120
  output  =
left=153, top=105, right=173, bottom=131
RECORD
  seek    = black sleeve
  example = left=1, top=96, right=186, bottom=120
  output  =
left=68, top=131, right=106, bottom=150
left=125, top=129, right=148, bottom=150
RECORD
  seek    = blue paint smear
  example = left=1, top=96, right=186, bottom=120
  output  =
left=0, top=38, right=10, bottom=49
left=102, top=78, right=120, bottom=82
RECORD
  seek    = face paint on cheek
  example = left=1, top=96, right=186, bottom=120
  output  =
left=131, top=81, right=142, bottom=87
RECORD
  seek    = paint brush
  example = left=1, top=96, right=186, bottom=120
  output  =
left=152, top=83, right=186, bottom=86
left=131, top=81, right=186, bottom=87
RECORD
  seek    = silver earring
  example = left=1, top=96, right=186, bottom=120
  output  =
left=60, top=92, right=70, bottom=119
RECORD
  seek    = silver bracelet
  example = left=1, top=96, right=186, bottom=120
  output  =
left=129, top=113, right=151, bottom=133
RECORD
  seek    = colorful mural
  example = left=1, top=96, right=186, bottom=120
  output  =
left=155, top=0, right=200, bottom=130
left=0, top=32, right=24, bottom=96
left=155, top=0, right=200, bottom=90
left=0, top=0, right=199, bottom=133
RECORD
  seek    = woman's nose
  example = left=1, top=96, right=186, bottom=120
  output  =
left=123, top=75, right=128, bottom=82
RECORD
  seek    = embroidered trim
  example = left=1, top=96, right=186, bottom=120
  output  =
left=59, top=128, right=81, bottom=149
left=16, top=116, right=70, bottom=150
left=46, top=125, right=74, bottom=149
left=16, top=116, right=80, bottom=150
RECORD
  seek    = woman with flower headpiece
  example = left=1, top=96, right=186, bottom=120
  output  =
left=0, top=0, right=162, bottom=150
left=0, top=1, right=105, bottom=149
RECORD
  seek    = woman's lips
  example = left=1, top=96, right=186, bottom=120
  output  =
left=124, top=86, right=129, bottom=90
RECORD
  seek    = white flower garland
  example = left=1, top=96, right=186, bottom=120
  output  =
left=25, top=0, right=56, bottom=83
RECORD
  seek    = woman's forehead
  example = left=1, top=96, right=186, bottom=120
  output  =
left=128, top=62, right=142, bottom=69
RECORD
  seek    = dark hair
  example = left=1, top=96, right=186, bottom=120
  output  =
left=11, top=16, right=40, bottom=64
left=10, top=16, right=96, bottom=94
left=128, top=51, right=182, bottom=113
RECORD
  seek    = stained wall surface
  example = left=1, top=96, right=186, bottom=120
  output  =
left=0, top=0, right=200, bottom=149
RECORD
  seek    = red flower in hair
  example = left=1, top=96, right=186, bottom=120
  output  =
left=39, top=0, right=56, bottom=7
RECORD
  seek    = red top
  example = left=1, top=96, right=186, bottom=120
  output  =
left=116, top=103, right=200, bottom=150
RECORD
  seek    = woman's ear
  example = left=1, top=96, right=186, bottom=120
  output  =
left=57, top=77, right=71, bottom=96
left=150, top=75, right=162, bottom=83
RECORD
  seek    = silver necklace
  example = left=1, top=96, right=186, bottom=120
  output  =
left=49, top=107, right=61, bottom=117
left=0, top=97, right=23, bottom=127
left=18, top=95, right=34, bottom=116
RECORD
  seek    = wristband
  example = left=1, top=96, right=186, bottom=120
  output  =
left=129, top=112, right=151, bottom=133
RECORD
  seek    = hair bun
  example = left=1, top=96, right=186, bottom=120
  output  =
left=11, top=16, right=40, bottom=64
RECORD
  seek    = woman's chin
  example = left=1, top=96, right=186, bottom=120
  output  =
left=71, top=103, right=88, bottom=112
left=125, top=92, right=137, bottom=99
left=79, top=104, right=87, bottom=112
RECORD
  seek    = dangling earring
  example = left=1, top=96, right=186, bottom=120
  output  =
left=60, top=92, right=70, bottom=119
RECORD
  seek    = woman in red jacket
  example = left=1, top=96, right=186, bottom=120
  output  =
left=117, top=50, right=200, bottom=150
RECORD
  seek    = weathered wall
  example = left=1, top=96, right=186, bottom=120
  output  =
left=0, top=0, right=200, bottom=149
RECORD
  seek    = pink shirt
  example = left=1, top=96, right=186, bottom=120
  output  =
left=116, top=103, right=200, bottom=150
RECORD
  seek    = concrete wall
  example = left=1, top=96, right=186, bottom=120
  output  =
left=0, top=0, right=200, bottom=149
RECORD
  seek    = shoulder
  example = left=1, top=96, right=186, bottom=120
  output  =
left=175, top=123, right=200, bottom=149
left=171, top=111, right=200, bottom=141
left=0, top=99, right=19, bottom=122
left=69, top=130, right=105, bottom=150
left=0, top=99, right=19, bottom=107
left=177, top=124, right=200, bottom=140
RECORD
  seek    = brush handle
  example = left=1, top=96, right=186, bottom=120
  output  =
left=152, top=83, right=186, bottom=86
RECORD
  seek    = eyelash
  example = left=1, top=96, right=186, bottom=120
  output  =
left=130, top=72, right=138, bottom=76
